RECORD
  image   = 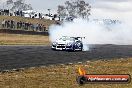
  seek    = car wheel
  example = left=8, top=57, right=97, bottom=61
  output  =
left=80, top=47, right=83, bottom=51
left=72, top=45, right=75, bottom=51
left=52, top=48, right=56, bottom=51
left=81, top=43, right=83, bottom=51
left=78, top=43, right=83, bottom=51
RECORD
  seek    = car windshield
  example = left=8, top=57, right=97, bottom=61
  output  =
left=59, top=37, right=74, bottom=41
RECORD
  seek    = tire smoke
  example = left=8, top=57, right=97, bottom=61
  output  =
left=49, top=18, right=132, bottom=51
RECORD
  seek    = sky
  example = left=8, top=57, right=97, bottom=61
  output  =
left=0, top=0, right=132, bottom=22
left=27, top=0, right=132, bottom=22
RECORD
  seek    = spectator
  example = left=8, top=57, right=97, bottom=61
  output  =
left=0, top=19, right=47, bottom=32
left=7, top=20, right=10, bottom=28
left=2, top=19, right=5, bottom=28
left=39, top=13, right=42, bottom=19
left=17, top=21, right=20, bottom=29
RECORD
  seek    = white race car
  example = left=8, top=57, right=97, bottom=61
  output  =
left=51, top=36, right=84, bottom=51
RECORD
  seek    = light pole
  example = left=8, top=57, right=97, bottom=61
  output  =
left=47, top=9, right=51, bottom=16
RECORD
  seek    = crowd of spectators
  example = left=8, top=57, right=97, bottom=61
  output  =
left=0, top=9, right=60, bottom=20
left=0, top=9, right=61, bottom=33
left=0, top=9, right=49, bottom=32
left=0, top=9, right=10, bottom=16
left=0, top=9, right=19, bottom=16
left=1, top=19, right=47, bottom=32
left=0, top=9, right=54, bottom=19
left=0, top=9, right=43, bottom=19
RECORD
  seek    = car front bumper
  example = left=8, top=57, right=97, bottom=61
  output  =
left=52, top=44, right=73, bottom=50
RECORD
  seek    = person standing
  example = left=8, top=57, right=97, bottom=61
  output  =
left=2, top=19, right=5, bottom=28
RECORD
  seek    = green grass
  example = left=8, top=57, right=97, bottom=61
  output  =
left=0, top=58, right=131, bottom=88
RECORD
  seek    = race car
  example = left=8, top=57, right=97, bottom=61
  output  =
left=51, top=36, right=84, bottom=51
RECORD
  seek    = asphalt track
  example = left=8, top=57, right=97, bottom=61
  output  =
left=0, top=45, right=132, bottom=71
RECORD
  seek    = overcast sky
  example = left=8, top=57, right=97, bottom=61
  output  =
left=0, top=0, right=132, bottom=22
left=26, top=0, right=132, bottom=21
left=26, top=0, right=93, bottom=13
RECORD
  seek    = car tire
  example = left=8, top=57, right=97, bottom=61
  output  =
left=51, top=48, right=56, bottom=51
left=72, top=45, right=75, bottom=51
left=80, top=47, right=83, bottom=51
left=80, top=44, right=83, bottom=51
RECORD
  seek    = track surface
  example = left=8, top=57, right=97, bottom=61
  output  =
left=0, top=45, right=132, bottom=71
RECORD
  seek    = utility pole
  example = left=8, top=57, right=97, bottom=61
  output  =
left=47, top=9, right=51, bottom=16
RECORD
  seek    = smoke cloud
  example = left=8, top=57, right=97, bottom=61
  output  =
left=49, top=18, right=132, bottom=46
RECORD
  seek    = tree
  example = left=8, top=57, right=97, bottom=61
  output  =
left=57, top=0, right=91, bottom=19
left=6, top=0, right=13, bottom=5
left=6, top=0, right=33, bottom=11
left=57, top=5, right=67, bottom=18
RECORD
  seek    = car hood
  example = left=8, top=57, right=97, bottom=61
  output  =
left=56, top=40, right=74, bottom=44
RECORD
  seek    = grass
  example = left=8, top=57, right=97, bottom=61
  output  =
left=0, top=33, right=50, bottom=45
left=0, top=58, right=131, bottom=88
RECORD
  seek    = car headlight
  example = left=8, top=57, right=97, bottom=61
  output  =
left=52, top=42, right=57, bottom=45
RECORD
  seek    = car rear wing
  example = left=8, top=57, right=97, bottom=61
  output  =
left=71, top=37, right=85, bottom=38
left=70, top=37, right=85, bottom=41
